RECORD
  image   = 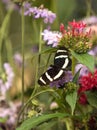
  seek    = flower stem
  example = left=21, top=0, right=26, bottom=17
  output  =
left=39, top=22, right=43, bottom=64
left=21, top=3, right=25, bottom=119
left=64, top=118, right=74, bottom=130
left=72, top=56, right=76, bottom=76
left=84, top=121, right=89, bottom=130
left=86, top=0, right=94, bottom=16
left=85, top=124, right=89, bottom=130
left=31, top=22, right=43, bottom=96
left=16, top=89, right=54, bottom=125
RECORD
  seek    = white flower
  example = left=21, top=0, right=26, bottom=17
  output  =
left=42, top=29, right=62, bottom=47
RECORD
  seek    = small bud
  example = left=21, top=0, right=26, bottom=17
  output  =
left=50, top=102, right=59, bottom=110
left=28, top=110, right=37, bottom=118
left=31, top=99, right=39, bottom=106
left=65, top=82, right=78, bottom=93
left=74, top=41, right=91, bottom=53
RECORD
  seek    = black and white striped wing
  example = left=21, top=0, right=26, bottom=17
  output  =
left=38, top=65, right=64, bottom=86
left=54, top=47, right=71, bottom=69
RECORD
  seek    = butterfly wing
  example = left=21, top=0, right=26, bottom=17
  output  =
left=54, top=47, right=71, bottom=69
left=38, top=65, right=64, bottom=86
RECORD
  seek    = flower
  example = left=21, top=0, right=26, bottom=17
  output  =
left=60, top=20, right=88, bottom=36
left=75, top=64, right=89, bottom=77
left=41, top=20, right=92, bottom=53
left=59, top=20, right=92, bottom=53
left=42, top=29, right=62, bottom=47
left=88, top=46, right=97, bottom=56
left=69, top=20, right=86, bottom=30
left=23, top=1, right=31, bottom=9
left=78, top=70, right=97, bottom=105
left=0, top=63, right=14, bottom=96
left=24, top=3, right=56, bottom=24
left=43, top=20, right=92, bottom=53
left=50, top=71, right=73, bottom=88
left=79, top=70, right=97, bottom=92
left=78, top=93, right=88, bottom=105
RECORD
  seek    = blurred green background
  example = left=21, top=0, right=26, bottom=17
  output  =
left=0, top=1, right=97, bottom=129
left=0, top=0, right=97, bottom=97
left=0, top=0, right=97, bottom=53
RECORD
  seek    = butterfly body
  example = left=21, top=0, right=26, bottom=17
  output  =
left=38, top=47, right=71, bottom=86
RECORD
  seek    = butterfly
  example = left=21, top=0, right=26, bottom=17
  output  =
left=38, top=47, right=71, bottom=86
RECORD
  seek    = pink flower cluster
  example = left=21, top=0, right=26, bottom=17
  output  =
left=60, top=20, right=91, bottom=37
left=78, top=70, right=97, bottom=105
left=79, top=70, right=97, bottom=91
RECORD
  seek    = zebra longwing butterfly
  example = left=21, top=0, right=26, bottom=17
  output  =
left=38, top=47, right=71, bottom=86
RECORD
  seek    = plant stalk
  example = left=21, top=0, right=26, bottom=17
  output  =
left=16, top=89, right=54, bottom=125
left=72, top=56, right=76, bottom=76
left=21, top=3, right=25, bottom=119
left=64, top=118, right=74, bottom=130
left=31, top=22, right=43, bottom=96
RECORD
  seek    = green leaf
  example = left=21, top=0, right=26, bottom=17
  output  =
left=38, top=120, right=57, bottom=130
left=0, top=9, right=12, bottom=44
left=70, top=50, right=94, bottom=72
left=73, top=68, right=81, bottom=84
left=16, top=113, right=69, bottom=130
left=85, top=91, right=97, bottom=108
left=66, top=90, right=77, bottom=115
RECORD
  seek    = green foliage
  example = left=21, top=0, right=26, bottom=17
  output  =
left=86, top=91, right=97, bottom=108
left=66, top=90, right=77, bottom=115
left=72, top=68, right=81, bottom=84
left=37, top=121, right=57, bottom=130
left=71, top=50, right=94, bottom=72
left=1, top=0, right=97, bottom=130
left=16, top=113, right=69, bottom=130
left=0, top=9, right=12, bottom=45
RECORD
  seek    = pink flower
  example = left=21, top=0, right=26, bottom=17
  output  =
left=69, top=20, right=86, bottom=29
left=60, top=20, right=91, bottom=37
left=78, top=70, right=97, bottom=105
left=79, top=70, right=97, bottom=92
left=78, top=93, right=87, bottom=105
